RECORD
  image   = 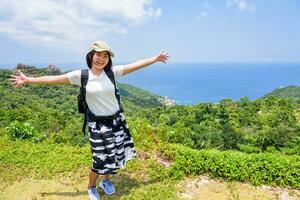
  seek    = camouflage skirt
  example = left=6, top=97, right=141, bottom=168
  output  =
left=87, top=112, right=136, bottom=174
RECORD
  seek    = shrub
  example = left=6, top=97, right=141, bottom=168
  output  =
left=5, top=121, right=44, bottom=142
left=168, top=144, right=300, bottom=189
left=238, top=144, right=261, bottom=154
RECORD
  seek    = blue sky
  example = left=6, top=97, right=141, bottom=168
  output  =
left=0, top=0, right=299, bottom=66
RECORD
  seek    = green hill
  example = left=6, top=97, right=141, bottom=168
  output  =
left=0, top=66, right=167, bottom=146
left=264, top=86, right=300, bottom=99
left=0, top=65, right=165, bottom=110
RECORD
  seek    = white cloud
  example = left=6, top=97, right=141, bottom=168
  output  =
left=226, top=0, right=256, bottom=12
left=147, top=7, right=162, bottom=19
left=0, top=0, right=161, bottom=49
left=196, top=1, right=212, bottom=20
left=196, top=11, right=208, bottom=20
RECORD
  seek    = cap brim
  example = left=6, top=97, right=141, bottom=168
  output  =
left=93, top=48, right=114, bottom=57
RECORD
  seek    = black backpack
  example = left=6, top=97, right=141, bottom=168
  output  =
left=77, top=68, right=123, bottom=134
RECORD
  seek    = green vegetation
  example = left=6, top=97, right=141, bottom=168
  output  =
left=1, top=65, right=300, bottom=199
left=0, top=129, right=177, bottom=199
left=0, top=136, right=90, bottom=180
left=119, top=83, right=163, bottom=109
left=0, top=67, right=164, bottom=146
left=264, top=86, right=300, bottom=99
left=134, top=97, right=300, bottom=155
left=168, top=144, right=300, bottom=188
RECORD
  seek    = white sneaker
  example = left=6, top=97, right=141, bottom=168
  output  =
left=88, top=187, right=100, bottom=200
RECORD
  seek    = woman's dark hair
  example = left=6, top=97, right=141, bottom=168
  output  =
left=86, top=50, right=112, bottom=71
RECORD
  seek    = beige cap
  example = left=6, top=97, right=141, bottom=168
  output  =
left=89, top=41, right=114, bottom=57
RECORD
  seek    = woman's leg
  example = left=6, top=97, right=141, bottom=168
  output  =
left=104, top=174, right=109, bottom=180
left=88, top=169, right=99, bottom=188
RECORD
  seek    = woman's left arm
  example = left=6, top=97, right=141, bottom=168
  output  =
left=122, top=50, right=169, bottom=76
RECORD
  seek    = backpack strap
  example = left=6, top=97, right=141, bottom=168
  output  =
left=81, top=69, right=89, bottom=134
left=105, top=68, right=124, bottom=112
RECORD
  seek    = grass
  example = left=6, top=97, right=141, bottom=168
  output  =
left=0, top=135, right=178, bottom=199
left=2, top=126, right=300, bottom=199
left=168, top=143, right=300, bottom=189
left=0, top=136, right=90, bottom=180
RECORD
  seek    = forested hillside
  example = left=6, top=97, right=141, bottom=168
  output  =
left=0, top=66, right=165, bottom=145
left=136, top=96, right=300, bottom=154
left=264, top=85, right=300, bottom=99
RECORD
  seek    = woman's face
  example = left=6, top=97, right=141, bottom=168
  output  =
left=92, top=51, right=110, bottom=70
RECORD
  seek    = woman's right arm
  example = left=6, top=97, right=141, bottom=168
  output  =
left=9, top=69, right=70, bottom=87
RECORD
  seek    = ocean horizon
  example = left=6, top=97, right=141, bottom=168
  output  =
left=1, top=62, right=300, bottom=104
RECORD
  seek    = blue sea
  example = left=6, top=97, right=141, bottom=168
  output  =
left=119, top=62, right=300, bottom=104
left=2, top=62, right=300, bottom=104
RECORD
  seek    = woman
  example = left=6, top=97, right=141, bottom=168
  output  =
left=9, top=40, right=169, bottom=200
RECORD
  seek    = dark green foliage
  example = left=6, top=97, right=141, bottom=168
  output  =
left=119, top=83, right=163, bottom=108
left=1, top=66, right=299, bottom=152
left=169, top=144, right=300, bottom=188
left=6, top=121, right=44, bottom=142
left=264, top=86, right=300, bottom=99
left=0, top=67, right=163, bottom=146
left=133, top=95, right=300, bottom=153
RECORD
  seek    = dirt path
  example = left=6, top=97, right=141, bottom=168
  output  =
left=0, top=167, right=139, bottom=200
left=178, top=176, right=300, bottom=200
left=0, top=168, right=89, bottom=200
left=1, top=173, right=300, bottom=200
left=1, top=178, right=87, bottom=200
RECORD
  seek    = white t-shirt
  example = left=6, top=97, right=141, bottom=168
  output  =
left=67, top=65, right=124, bottom=116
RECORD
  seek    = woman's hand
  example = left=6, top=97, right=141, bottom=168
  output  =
left=122, top=49, right=170, bottom=76
left=9, top=69, right=28, bottom=87
left=155, top=50, right=169, bottom=64
left=9, top=69, right=70, bottom=86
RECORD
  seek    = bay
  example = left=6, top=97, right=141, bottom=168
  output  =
left=2, top=62, right=300, bottom=104
left=119, top=62, right=300, bottom=104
